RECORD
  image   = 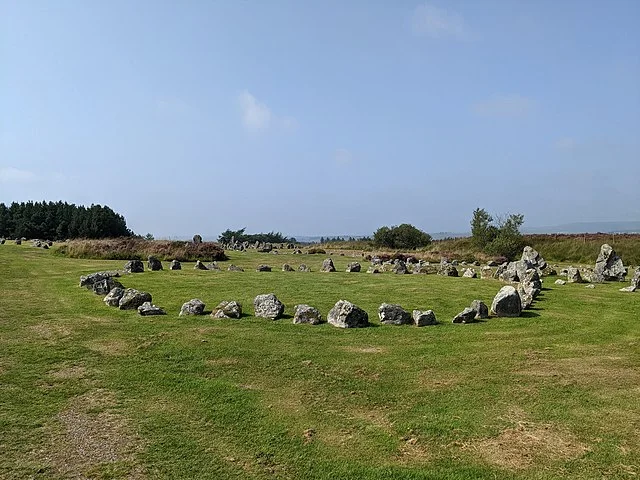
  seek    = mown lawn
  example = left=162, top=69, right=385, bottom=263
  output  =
left=0, top=243, right=638, bottom=479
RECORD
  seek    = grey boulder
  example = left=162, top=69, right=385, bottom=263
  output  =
left=138, top=302, right=166, bottom=316
left=321, top=258, right=336, bottom=272
left=346, top=262, right=361, bottom=273
left=147, top=256, right=163, bottom=271
left=254, top=294, right=284, bottom=320
left=119, top=288, right=152, bottom=310
left=594, top=244, right=626, bottom=282
left=293, top=304, right=322, bottom=325
left=124, top=260, right=144, bottom=273
left=378, top=303, right=412, bottom=325
left=412, top=310, right=437, bottom=326
left=103, top=287, right=125, bottom=307
left=169, top=260, right=182, bottom=270
left=452, top=307, right=477, bottom=324
left=490, top=286, right=522, bottom=317
left=180, top=299, right=206, bottom=316
left=327, top=300, right=369, bottom=328
left=211, top=301, right=242, bottom=319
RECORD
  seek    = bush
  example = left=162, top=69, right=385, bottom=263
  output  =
left=373, top=224, right=432, bottom=250
left=307, top=247, right=326, bottom=254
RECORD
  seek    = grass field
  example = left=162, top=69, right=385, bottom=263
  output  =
left=1, top=242, right=639, bottom=479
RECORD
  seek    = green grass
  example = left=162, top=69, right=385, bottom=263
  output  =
left=1, top=242, right=639, bottom=479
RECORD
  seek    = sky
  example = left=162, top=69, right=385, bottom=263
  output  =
left=2, top=0, right=639, bottom=238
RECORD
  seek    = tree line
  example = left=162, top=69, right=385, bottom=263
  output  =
left=0, top=201, right=133, bottom=240
left=218, top=228, right=296, bottom=244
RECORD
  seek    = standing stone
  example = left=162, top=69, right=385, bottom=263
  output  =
left=206, top=262, right=220, bottom=270
left=180, top=299, right=205, bottom=316
left=517, top=283, right=534, bottom=310
left=194, top=260, right=208, bottom=270
left=462, top=268, right=477, bottom=278
left=453, top=307, right=477, bottom=324
left=378, top=303, right=412, bottom=325
left=282, top=264, right=294, bottom=272
left=392, top=260, right=409, bottom=275
left=104, top=287, right=125, bottom=307
left=293, top=304, right=322, bottom=325
left=567, top=266, right=583, bottom=283
left=298, top=264, right=311, bottom=272
left=147, top=256, right=163, bottom=271
left=253, top=294, right=284, bottom=320
left=124, top=260, right=144, bottom=273
left=412, top=310, right=437, bottom=326
left=170, top=260, right=182, bottom=270
left=80, top=271, right=121, bottom=288
left=119, top=289, right=152, bottom=310
left=211, top=301, right=242, bottom=319
left=521, top=246, right=547, bottom=270
left=346, top=262, right=361, bottom=272
left=490, top=286, right=522, bottom=317
left=15, top=238, right=22, bottom=245
left=438, top=264, right=459, bottom=277
left=327, top=300, right=369, bottom=328
left=0, top=238, right=5, bottom=245
left=256, top=264, right=272, bottom=272
left=480, top=267, right=494, bottom=279
left=593, top=244, right=626, bottom=282
left=470, top=300, right=489, bottom=319
left=193, top=234, right=203, bottom=244
left=227, top=264, right=244, bottom=272
left=321, top=258, right=336, bottom=272
left=92, top=277, right=124, bottom=296
left=138, top=302, right=166, bottom=316
left=366, top=266, right=381, bottom=274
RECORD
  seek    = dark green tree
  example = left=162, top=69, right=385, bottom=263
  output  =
left=373, top=224, right=432, bottom=249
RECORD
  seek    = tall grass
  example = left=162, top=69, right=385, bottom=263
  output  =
left=55, top=238, right=228, bottom=262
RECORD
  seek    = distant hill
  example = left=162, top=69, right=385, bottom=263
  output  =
left=522, top=221, right=640, bottom=234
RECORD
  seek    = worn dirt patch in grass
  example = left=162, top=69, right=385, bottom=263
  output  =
left=516, top=351, right=640, bottom=388
left=42, top=389, right=145, bottom=478
left=342, top=346, right=387, bottom=354
left=27, top=323, right=73, bottom=341
left=48, top=364, right=89, bottom=380
left=85, top=339, right=131, bottom=357
left=466, top=407, right=589, bottom=470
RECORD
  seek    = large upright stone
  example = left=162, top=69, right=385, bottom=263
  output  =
left=462, top=268, right=477, bottom=278
left=593, top=244, right=626, bottom=282
left=147, top=256, right=163, bottom=271
left=327, top=300, right=369, bottom=328
left=124, top=260, right=144, bottom=273
left=490, top=286, right=522, bottom=317
left=193, top=234, right=203, bottom=244
left=253, top=294, right=284, bottom=320
left=470, top=300, right=489, bottom=319
left=321, top=258, right=336, bottom=272
left=378, top=303, right=412, bottom=325
left=521, top=246, right=547, bottom=270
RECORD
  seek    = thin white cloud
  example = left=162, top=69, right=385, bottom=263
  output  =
left=0, top=167, right=37, bottom=183
left=334, top=148, right=354, bottom=165
left=473, top=94, right=536, bottom=117
left=411, top=3, right=466, bottom=39
left=239, top=91, right=272, bottom=130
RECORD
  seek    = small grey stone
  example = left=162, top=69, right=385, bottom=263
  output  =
left=327, top=300, right=369, bottom=328
left=470, top=300, right=489, bottom=319
left=119, top=288, right=152, bottom=310
left=412, top=310, right=437, bottom=326
left=147, top=256, right=163, bottom=271
left=293, top=304, right=322, bottom=325
left=211, top=301, right=242, bottom=319
left=453, top=307, right=477, bottom=324
left=321, top=258, right=336, bottom=272
left=138, top=302, right=166, bottom=316
left=104, top=287, right=125, bottom=307
left=378, top=303, right=412, bottom=325
left=346, top=262, right=361, bottom=272
left=170, top=260, right=182, bottom=270
left=555, top=279, right=566, bottom=285
left=256, top=264, right=272, bottom=272
left=180, top=299, right=206, bottom=316
left=124, top=260, right=144, bottom=273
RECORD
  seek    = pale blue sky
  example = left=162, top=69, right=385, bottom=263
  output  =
left=2, top=0, right=639, bottom=237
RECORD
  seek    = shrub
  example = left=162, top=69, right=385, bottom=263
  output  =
left=307, top=247, right=326, bottom=254
left=373, top=224, right=432, bottom=250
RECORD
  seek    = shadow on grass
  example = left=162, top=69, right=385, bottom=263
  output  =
left=520, top=310, right=541, bottom=318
